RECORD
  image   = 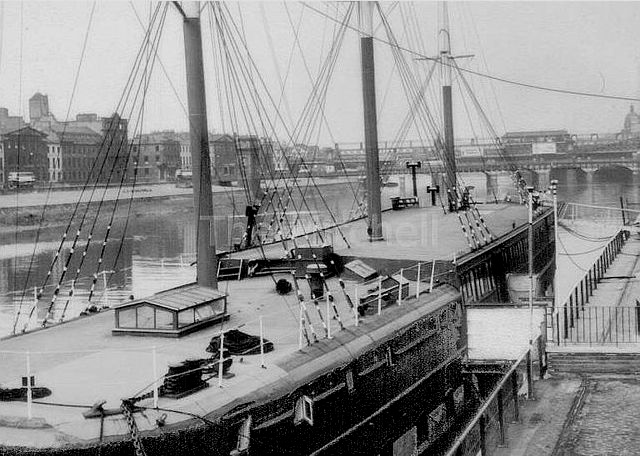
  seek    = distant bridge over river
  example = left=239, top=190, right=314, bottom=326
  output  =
left=334, top=138, right=640, bottom=190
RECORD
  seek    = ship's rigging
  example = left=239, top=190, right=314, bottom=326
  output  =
left=11, top=1, right=532, bottom=333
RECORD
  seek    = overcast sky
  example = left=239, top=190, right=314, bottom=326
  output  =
left=1, top=1, right=639, bottom=146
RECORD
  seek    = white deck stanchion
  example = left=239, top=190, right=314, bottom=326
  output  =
left=398, top=269, right=404, bottom=305
left=378, top=276, right=383, bottom=315
left=152, top=346, right=158, bottom=408
left=259, top=316, right=266, bottom=369
left=218, top=331, right=224, bottom=388
left=326, top=294, right=332, bottom=339
left=354, top=285, right=359, bottom=326
left=298, top=303, right=304, bottom=349
left=416, top=263, right=421, bottom=297
left=26, top=351, right=32, bottom=419
left=429, top=260, right=436, bottom=293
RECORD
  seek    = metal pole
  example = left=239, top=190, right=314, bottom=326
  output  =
left=354, top=285, right=359, bottom=326
left=102, top=272, right=108, bottom=308
left=359, top=2, right=383, bottom=241
left=218, top=331, right=224, bottom=387
left=259, top=316, right=266, bottom=368
left=378, top=275, right=383, bottom=315
left=416, top=262, right=421, bottom=297
left=183, top=1, right=217, bottom=288
left=527, top=187, right=535, bottom=400
left=152, top=346, right=158, bottom=408
left=551, top=180, right=559, bottom=316
left=398, top=269, right=403, bottom=305
left=26, top=351, right=32, bottom=419
left=298, top=302, right=304, bottom=349
left=326, top=294, right=332, bottom=339
left=440, top=2, right=456, bottom=210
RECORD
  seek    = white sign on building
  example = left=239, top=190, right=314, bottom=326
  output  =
left=532, top=142, right=557, bottom=154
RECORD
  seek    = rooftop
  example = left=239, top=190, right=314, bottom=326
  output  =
left=114, top=283, right=226, bottom=311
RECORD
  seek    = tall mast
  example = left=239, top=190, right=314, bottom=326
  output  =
left=360, top=1, right=383, bottom=241
left=182, top=2, right=217, bottom=288
left=440, top=2, right=457, bottom=211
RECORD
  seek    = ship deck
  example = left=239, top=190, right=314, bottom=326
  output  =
left=0, top=202, right=530, bottom=448
left=233, top=202, right=528, bottom=262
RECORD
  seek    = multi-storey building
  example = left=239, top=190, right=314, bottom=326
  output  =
left=1, top=126, right=49, bottom=184
left=29, top=93, right=50, bottom=122
left=131, top=131, right=181, bottom=182
left=0, top=108, right=25, bottom=133
left=53, top=126, right=103, bottom=183
left=175, top=132, right=239, bottom=185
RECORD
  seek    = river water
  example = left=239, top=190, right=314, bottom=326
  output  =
left=1, top=168, right=637, bottom=336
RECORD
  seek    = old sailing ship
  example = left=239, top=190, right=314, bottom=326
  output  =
left=0, top=2, right=555, bottom=455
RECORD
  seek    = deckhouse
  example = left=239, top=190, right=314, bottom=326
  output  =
left=112, top=283, right=228, bottom=337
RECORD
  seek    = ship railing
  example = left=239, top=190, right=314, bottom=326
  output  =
left=352, top=260, right=455, bottom=316
left=549, top=229, right=629, bottom=346
left=441, top=334, right=545, bottom=456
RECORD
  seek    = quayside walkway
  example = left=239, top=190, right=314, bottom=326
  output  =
left=447, top=205, right=640, bottom=456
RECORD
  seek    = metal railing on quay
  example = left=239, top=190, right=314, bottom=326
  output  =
left=554, top=305, right=640, bottom=346
left=442, top=335, right=544, bottom=456
left=550, top=229, right=630, bottom=345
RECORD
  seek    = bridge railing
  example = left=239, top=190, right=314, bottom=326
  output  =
left=549, top=229, right=629, bottom=346
left=554, top=305, right=640, bottom=346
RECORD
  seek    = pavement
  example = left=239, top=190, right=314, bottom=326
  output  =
left=491, top=219, right=640, bottom=456
left=493, top=376, right=582, bottom=456
left=494, top=373, right=640, bottom=456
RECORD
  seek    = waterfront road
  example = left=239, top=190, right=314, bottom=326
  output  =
left=0, top=177, right=360, bottom=209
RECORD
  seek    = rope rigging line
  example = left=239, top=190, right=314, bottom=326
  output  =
left=211, top=4, right=349, bottom=328
left=281, top=2, right=358, bottom=232
left=376, top=3, right=490, bottom=248
left=13, top=0, right=97, bottom=333
left=216, top=2, right=352, bottom=248
left=212, top=2, right=338, bottom=249
left=452, top=59, right=528, bottom=200
left=210, top=5, right=301, bottom=243
left=34, top=3, right=168, bottom=328
left=59, top=26, right=167, bottom=321
left=31, top=4, right=164, bottom=310
left=302, top=2, right=640, bottom=103
left=78, top=5, right=169, bottom=313
left=258, top=2, right=356, bottom=240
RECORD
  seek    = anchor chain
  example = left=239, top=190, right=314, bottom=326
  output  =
left=121, top=400, right=147, bottom=456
